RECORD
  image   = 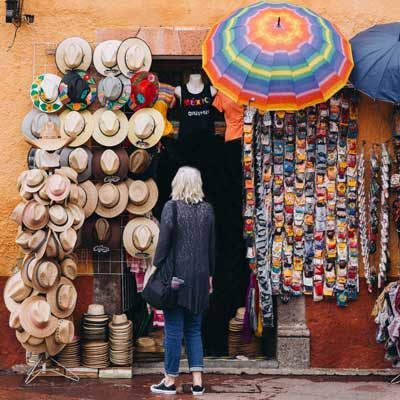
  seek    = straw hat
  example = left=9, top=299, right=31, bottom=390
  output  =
left=93, top=40, right=122, bottom=76
left=31, top=258, right=61, bottom=293
left=123, top=217, right=159, bottom=258
left=15, top=228, right=49, bottom=258
left=25, top=122, right=74, bottom=151
left=46, top=318, right=75, bottom=356
left=128, top=149, right=156, bottom=180
left=45, top=174, right=71, bottom=202
left=92, top=148, right=129, bottom=182
left=21, top=169, right=47, bottom=193
left=60, top=146, right=93, bottom=183
left=48, top=204, right=74, bottom=232
left=92, top=108, right=128, bottom=147
left=86, top=304, right=106, bottom=316
left=32, top=149, right=61, bottom=171
left=95, top=182, right=129, bottom=218
left=22, top=200, right=49, bottom=231
left=98, top=75, right=131, bottom=111
left=19, top=295, right=58, bottom=338
left=59, top=70, right=97, bottom=111
left=21, top=255, right=38, bottom=288
left=68, top=204, right=85, bottom=230
left=129, top=71, right=159, bottom=112
left=128, top=108, right=164, bottom=149
left=60, top=255, right=78, bottom=280
left=30, top=73, right=63, bottom=113
left=117, top=38, right=152, bottom=78
left=80, top=181, right=98, bottom=218
left=85, top=216, right=121, bottom=251
left=126, top=179, right=158, bottom=215
left=47, top=277, right=77, bottom=318
left=9, top=309, right=22, bottom=330
left=55, top=167, right=78, bottom=184
left=17, top=331, right=47, bottom=354
left=22, top=109, right=60, bottom=142
left=59, top=110, right=94, bottom=147
left=58, top=228, right=78, bottom=255
left=55, top=37, right=92, bottom=73
left=45, top=231, right=60, bottom=260
left=3, top=272, right=32, bottom=312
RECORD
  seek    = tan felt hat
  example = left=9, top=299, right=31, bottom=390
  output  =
left=48, top=204, right=74, bottom=232
left=61, top=255, right=78, bottom=280
left=21, top=169, right=47, bottom=193
left=47, top=277, right=77, bottom=319
left=3, top=272, right=32, bottom=313
left=80, top=181, right=98, bottom=218
left=45, top=174, right=71, bottom=202
left=123, top=217, right=159, bottom=258
left=25, top=122, right=74, bottom=151
left=55, top=37, right=92, bottom=74
left=31, top=258, right=61, bottom=293
left=20, top=295, right=58, bottom=338
left=59, top=109, right=94, bottom=148
left=95, top=182, right=128, bottom=218
left=117, top=38, right=152, bottom=78
left=128, top=108, right=164, bottom=149
left=46, top=318, right=75, bottom=356
left=93, top=40, right=122, bottom=76
left=126, top=179, right=158, bottom=215
left=92, top=108, right=128, bottom=147
left=22, top=200, right=49, bottom=231
left=60, top=146, right=93, bottom=183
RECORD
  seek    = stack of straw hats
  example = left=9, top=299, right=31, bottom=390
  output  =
left=55, top=337, right=81, bottom=368
left=134, top=335, right=164, bottom=363
left=109, top=314, right=133, bottom=366
left=81, top=304, right=109, bottom=368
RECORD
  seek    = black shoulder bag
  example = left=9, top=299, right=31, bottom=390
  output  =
left=142, top=201, right=178, bottom=310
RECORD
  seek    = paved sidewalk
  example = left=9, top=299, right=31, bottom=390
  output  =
left=0, top=374, right=398, bottom=400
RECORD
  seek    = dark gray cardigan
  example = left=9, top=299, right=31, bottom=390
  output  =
left=153, top=200, right=215, bottom=314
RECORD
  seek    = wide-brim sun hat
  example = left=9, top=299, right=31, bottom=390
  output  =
left=45, top=318, right=75, bottom=356
left=95, top=182, right=129, bottom=218
left=22, top=109, right=60, bottom=142
left=126, top=178, right=158, bottom=215
left=59, top=109, right=94, bottom=147
left=3, top=272, right=32, bottom=313
left=25, top=121, right=74, bottom=151
left=98, top=75, right=131, bottom=111
left=128, top=108, right=164, bottom=149
left=117, top=37, right=152, bottom=78
left=92, top=147, right=129, bottom=182
left=47, top=277, right=77, bottom=318
left=93, top=40, right=122, bottom=76
left=92, top=108, right=128, bottom=147
left=60, top=255, right=78, bottom=280
left=31, top=258, right=61, bottom=293
left=45, top=173, right=71, bottom=202
left=60, top=146, right=93, bottom=182
left=30, top=73, right=63, bottom=113
left=80, top=181, right=98, bottom=218
left=123, top=217, right=159, bottom=258
left=128, top=148, right=157, bottom=181
left=22, top=200, right=50, bottom=231
left=29, top=148, right=61, bottom=171
left=47, top=204, right=74, bottom=232
left=55, top=37, right=92, bottom=74
left=21, top=168, right=47, bottom=194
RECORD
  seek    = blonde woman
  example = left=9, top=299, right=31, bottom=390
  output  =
left=151, top=166, right=215, bottom=396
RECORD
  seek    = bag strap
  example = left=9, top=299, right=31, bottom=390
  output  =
left=171, top=201, right=178, bottom=276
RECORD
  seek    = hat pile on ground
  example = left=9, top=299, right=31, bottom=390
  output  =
left=109, top=314, right=133, bottom=366
left=55, top=336, right=81, bottom=368
left=134, top=336, right=164, bottom=363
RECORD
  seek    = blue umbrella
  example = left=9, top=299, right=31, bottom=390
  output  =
left=350, top=23, right=400, bottom=103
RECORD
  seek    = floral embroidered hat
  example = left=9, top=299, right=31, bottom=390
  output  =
left=30, top=73, right=63, bottom=113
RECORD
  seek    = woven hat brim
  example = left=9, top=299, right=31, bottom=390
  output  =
left=22, top=110, right=60, bottom=142
left=59, top=146, right=93, bottom=183
left=55, top=37, right=92, bottom=74
left=92, top=108, right=128, bottom=147
left=30, top=259, right=61, bottom=294
left=126, top=178, right=158, bottom=215
left=95, top=182, right=129, bottom=218
left=47, top=277, right=77, bottom=319
left=93, top=40, right=122, bottom=76
left=59, top=109, right=94, bottom=147
left=80, top=181, right=98, bottom=218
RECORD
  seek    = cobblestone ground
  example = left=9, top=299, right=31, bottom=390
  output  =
left=0, top=374, right=398, bottom=400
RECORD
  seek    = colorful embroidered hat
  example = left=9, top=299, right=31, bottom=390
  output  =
left=59, top=70, right=97, bottom=111
left=55, top=37, right=92, bottom=74
left=30, top=73, right=63, bottom=113
left=117, top=37, right=152, bottom=78
left=98, top=75, right=131, bottom=111
left=93, top=40, right=122, bottom=76
left=128, top=71, right=159, bottom=112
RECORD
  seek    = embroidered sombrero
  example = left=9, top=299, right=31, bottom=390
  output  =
left=30, top=74, right=63, bottom=113
left=128, top=72, right=159, bottom=112
left=97, top=75, right=131, bottom=111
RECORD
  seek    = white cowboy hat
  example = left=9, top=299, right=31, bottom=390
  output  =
left=55, top=37, right=92, bottom=73
left=117, top=37, right=152, bottom=78
left=59, top=109, right=94, bottom=147
left=93, top=40, right=122, bottom=76
left=92, top=108, right=128, bottom=147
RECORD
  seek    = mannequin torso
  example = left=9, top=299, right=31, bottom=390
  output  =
left=175, top=74, right=217, bottom=99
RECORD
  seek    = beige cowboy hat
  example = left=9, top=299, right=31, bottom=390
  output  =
left=21, top=169, right=47, bottom=194
left=80, top=181, right=98, bottom=218
left=22, top=109, right=60, bottom=142
left=16, top=331, right=48, bottom=354
left=123, top=217, right=159, bottom=258
left=46, top=318, right=75, bottom=356
left=92, top=108, right=128, bottom=147
left=48, top=204, right=74, bottom=232
left=30, top=73, right=63, bottom=113
left=128, top=108, right=164, bottom=149
left=60, top=255, right=78, bottom=280
left=19, top=295, right=58, bottom=338
left=59, top=109, right=94, bottom=147
left=95, top=182, right=129, bottom=218
left=45, top=173, right=71, bottom=202
left=117, top=38, right=152, bottom=78
left=31, top=258, right=61, bottom=293
left=60, top=146, right=93, bottom=183
left=3, top=272, right=32, bottom=313
left=126, top=179, right=158, bottom=215
left=21, top=200, right=49, bottom=231
left=55, top=37, right=92, bottom=74
left=25, top=122, right=74, bottom=151
left=47, top=277, right=77, bottom=318
left=93, top=40, right=122, bottom=76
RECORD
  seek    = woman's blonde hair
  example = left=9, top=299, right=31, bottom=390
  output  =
left=171, top=166, right=204, bottom=204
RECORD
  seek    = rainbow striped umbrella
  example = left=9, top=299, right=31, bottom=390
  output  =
left=202, top=2, right=353, bottom=111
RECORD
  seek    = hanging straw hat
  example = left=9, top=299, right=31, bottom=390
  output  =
left=15, top=228, right=50, bottom=259
left=60, top=255, right=78, bottom=280
left=128, top=148, right=156, bottom=181
left=126, top=179, right=158, bottom=215
left=9, top=308, right=22, bottom=330
left=97, top=75, right=131, bottom=111
left=16, top=331, right=48, bottom=354
left=32, top=149, right=61, bottom=171
left=48, top=204, right=74, bottom=232
left=47, top=277, right=77, bottom=318
left=57, top=228, right=78, bottom=255
left=54, top=166, right=78, bottom=184
left=59, top=109, right=94, bottom=147
left=46, top=318, right=75, bottom=356
left=128, top=108, right=164, bottom=149
left=55, top=37, right=92, bottom=73
left=19, top=295, right=58, bottom=338
left=21, top=200, right=49, bottom=231
left=20, top=169, right=47, bottom=194
left=79, top=181, right=98, bottom=218
left=25, top=122, right=75, bottom=151
left=92, top=147, right=129, bottom=182
left=59, top=70, right=97, bottom=111
left=22, top=109, right=60, bottom=142
left=60, top=146, right=93, bottom=182
left=45, top=173, right=71, bottom=202
left=129, top=71, right=159, bottom=112
left=123, top=217, right=159, bottom=258
left=31, top=258, right=61, bottom=293
left=30, top=73, right=63, bottom=113
left=21, top=255, right=38, bottom=288
left=92, top=108, right=128, bottom=147
left=93, top=40, right=122, bottom=76
left=85, top=216, right=121, bottom=251
left=3, top=272, right=32, bottom=313
left=95, top=182, right=128, bottom=218
left=68, top=204, right=85, bottom=230
left=117, top=38, right=152, bottom=78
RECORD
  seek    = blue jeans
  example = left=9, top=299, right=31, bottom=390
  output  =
left=163, top=307, right=204, bottom=377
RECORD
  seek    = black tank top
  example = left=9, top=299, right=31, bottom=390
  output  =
left=178, top=84, right=214, bottom=137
